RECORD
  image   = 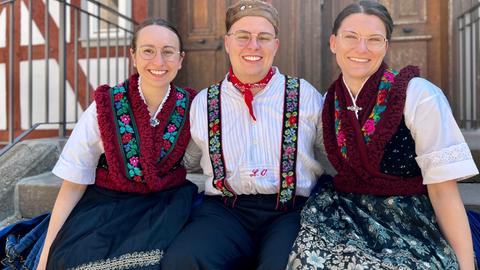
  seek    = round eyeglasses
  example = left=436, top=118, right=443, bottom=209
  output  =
left=137, top=45, right=181, bottom=61
left=337, top=31, right=388, bottom=51
left=226, top=30, right=276, bottom=47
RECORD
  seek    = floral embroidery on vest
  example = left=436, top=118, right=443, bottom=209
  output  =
left=277, top=76, right=300, bottom=209
left=335, top=68, right=398, bottom=158
left=111, top=82, right=144, bottom=183
left=207, top=76, right=301, bottom=209
left=159, top=87, right=190, bottom=161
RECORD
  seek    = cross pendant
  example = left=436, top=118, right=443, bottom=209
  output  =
left=347, top=105, right=362, bottom=114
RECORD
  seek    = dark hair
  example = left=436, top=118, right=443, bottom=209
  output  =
left=130, top=18, right=184, bottom=53
left=332, top=0, right=394, bottom=40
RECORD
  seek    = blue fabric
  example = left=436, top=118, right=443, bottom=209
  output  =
left=467, top=210, right=480, bottom=269
left=1, top=213, right=50, bottom=270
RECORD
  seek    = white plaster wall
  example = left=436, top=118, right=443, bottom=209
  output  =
left=20, top=60, right=83, bottom=130
left=0, top=8, right=6, bottom=48
left=78, top=57, right=130, bottom=87
left=0, top=63, right=6, bottom=130
left=20, top=1, right=45, bottom=46
left=44, top=0, right=71, bottom=43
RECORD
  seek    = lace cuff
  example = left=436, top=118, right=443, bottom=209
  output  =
left=416, top=143, right=479, bottom=184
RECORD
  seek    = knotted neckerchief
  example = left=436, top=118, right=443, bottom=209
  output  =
left=228, top=66, right=275, bottom=121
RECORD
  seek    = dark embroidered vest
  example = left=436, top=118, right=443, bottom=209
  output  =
left=94, top=73, right=195, bottom=193
left=323, top=64, right=426, bottom=196
left=206, top=76, right=301, bottom=210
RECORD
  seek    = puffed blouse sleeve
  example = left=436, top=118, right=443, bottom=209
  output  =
left=404, top=77, right=479, bottom=184
left=51, top=102, right=104, bottom=185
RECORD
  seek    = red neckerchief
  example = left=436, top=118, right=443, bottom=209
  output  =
left=228, top=66, right=275, bottom=121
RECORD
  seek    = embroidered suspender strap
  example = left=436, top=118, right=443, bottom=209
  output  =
left=277, top=75, right=301, bottom=210
left=110, top=80, right=145, bottom=183
left=207, top=82, right=238, bottom=206
left=158, top=86, right=190, bottom=161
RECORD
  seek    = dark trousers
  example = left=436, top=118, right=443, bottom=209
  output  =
left=161, top=194, right=307, bottom=270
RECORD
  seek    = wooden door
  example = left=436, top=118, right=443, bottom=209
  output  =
left=327, top=0, right=448, bottom=90
left=170, top=0, right=230, bottom=91
left=171, top=0, right=327, bottom=92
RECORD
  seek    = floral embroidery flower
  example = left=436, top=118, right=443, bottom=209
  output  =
left=286, top=175, right=294, bottom=185
left=363, top=119, right=375, bottom=135
left=122, top=133, right=133, bottom=143
left=377, top=90, right=387, bottom=104
left=129, top=156, right=139, bottom=166
left=114, top=92, right=124, bottom=101
left=211, top=123, right=220, bottom=133
left=176, top=92, right=184, bottom=99
left=120, top=114, right=130, bottom=124
left=163, top=140, right=171, bottom=150
left=384, top=71, right=394, bottom=82
left=337, top=131, right=345, bottom=147
left=167, top=124, right=176, bottom=133
left=177, top=107, right=185, bottom=116
left=288, top=115, right=297, bottom=125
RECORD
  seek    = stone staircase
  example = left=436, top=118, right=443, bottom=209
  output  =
left=1, top=137, right=480, bottom=227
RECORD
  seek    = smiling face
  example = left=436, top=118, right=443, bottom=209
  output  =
left=130, top=25, right=183, bottom=92
left=225, top=16, right=279, bottom=83
left=330, top=13, right=388, bottom=89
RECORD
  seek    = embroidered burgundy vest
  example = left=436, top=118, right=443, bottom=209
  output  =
left=94, top=73, right=195, bottom=193
left=323, top=64, right=426, bottom=196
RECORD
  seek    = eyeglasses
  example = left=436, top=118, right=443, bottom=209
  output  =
left=337, top=31, right=388, bottom=51
left=226, top=30, right=276, bottom=47
left=137, top=45, right=181, bottom=61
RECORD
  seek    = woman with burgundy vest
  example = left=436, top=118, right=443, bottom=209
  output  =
left=37, top=18, right=197, bottom=270
left=288, top=1, right=479, bottom=269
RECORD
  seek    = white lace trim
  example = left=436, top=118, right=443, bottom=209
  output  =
left=138, top=76, right=171, bottom=119
left=67, top=249, right=163, bottom=270
left=415, top=143, right=473, bottom=170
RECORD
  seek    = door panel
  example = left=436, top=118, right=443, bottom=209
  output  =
left=171, top=0, right=229, bottom=90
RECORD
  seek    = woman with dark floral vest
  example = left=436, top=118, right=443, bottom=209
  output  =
left=37, top=18, right=197, bottom=270
left=288, top=1, right=479, bottom=269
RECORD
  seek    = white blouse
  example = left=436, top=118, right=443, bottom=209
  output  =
left=404, top=78, right=478, bottom=184
left=343, top=77, right=478, bottom=184
left=184, top=68, right=326, bottom=197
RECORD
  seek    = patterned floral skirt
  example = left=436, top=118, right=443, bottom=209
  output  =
left=46, top=181, right=197, bottom=270
left=287, top=185, right=459, bottom=270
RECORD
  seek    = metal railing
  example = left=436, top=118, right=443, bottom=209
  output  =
left=0, top=0, right=136, bottom=156
left=457, top=3, right=480, bottom=130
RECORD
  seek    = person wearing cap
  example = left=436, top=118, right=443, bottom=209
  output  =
left=161, top=0, right=327, bottom=269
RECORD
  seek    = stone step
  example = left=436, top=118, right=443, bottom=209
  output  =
left=459, top=183, right=480, bottom=212
left=16, top=172, right=62, bottom=218
left=0, top=138, right=66, bottom=221
left=14, top=172, right=208, bottom=219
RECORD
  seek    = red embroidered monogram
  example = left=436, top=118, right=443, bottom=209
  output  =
left=250, top=169, right=268, bottom=177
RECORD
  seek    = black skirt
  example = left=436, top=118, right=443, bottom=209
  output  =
left=47, top=181, right=197, bottom=270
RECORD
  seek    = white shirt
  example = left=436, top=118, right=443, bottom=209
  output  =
left=404, top=78, right=478, bottom=184
left=52, top=83, right=172, bottom=185
left=343, top=77, right=478, bottom=184
left=184, top=68, right=325, bottom=197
